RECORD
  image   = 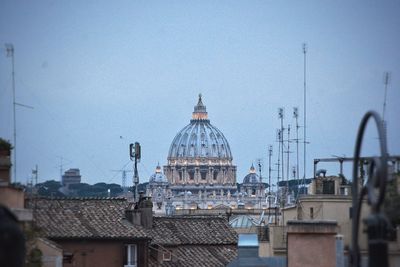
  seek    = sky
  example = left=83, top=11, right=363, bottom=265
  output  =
left=0, top=1, right=399, bottom=187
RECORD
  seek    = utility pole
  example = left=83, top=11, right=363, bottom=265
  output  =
left=302, top=43, right=308, bottom=188
left=130, top=142, right=141, bottom=203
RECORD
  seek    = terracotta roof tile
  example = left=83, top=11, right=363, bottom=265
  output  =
left=30, top=197, right=149, bottom=239
left=149, top=245, right=237, bottom=267
left=149, top=216, right=237, bottom=245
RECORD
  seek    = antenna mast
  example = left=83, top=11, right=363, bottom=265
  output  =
left=382, top=72, right=390, bottom=121
left=276, top=129, right=281, bottom=195
left=382, top=72, right=391, bottom=142
left=278, top=108, right=285, bottom=202
left=130, top=142, right=141, bottom=203
left=258, top=160, right=262, bottom=209
left=268, top=145, right=273, bottom=210
left=5, top=43, right=33, bottom=183
left=5, top=43, right=16, bottom=183
left=285, top=124, right=291, bottom=194
left=278, top=108, right=285, bottom=181
left=293, top=107, right=300, bottom=196
left=302, top=43, right=308, bottom=187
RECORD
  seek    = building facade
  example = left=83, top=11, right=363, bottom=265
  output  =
left=61, top=168, right=81, bottom=188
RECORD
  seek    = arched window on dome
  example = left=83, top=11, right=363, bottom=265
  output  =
left=179, top=133, right=188, bottom=156
left=189, top=133, right=197, bottom=156
left=220, top=144, right=225, bottom=157
left=200, top=133, right=206, bottom=156
left=209, top=133, right=217, bottom=156
left=212, top=144, right=217, bottom=156
left=171, top=144, right=177, bottom=156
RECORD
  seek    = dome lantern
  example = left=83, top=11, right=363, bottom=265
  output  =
left=192, top=94, right=208, bottom=121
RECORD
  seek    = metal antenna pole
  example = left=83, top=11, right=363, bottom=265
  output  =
left=279, top=108, right=285, bottom=183
left=276, top=129, right=281, bottom=195
left=268, top=145, right=273, bottom=212
left=5, top=44, right=16, bottom=183
left=382, top=72, right=390, bottom=121
left=294, top=107, right=300, bottom=196
left=60, top=157, right=63, bottom=179
left=130, top=142, right=141, bottom=203
left=382, top=72, right=390, bottom=143
left=302, top=43, right=308, bottom=187
left=286, top=124, right=291, bottom=187
left=258, top=160, right=262, bottom=209
left=279, top=108, right=285, bottom=203
left=268, top=145, right=272, bottom=196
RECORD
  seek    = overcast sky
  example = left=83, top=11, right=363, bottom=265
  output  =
left=0, top=1, right=399, bottom=186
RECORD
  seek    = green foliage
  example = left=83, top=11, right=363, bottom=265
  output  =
left=0, top=137, right=13, bottom=150
left=34, top=179, right=127, bottom=197
left=384, top=175, right=400, bottom=226
left=35, top=180, right=64, bottom=197
left=36, top=180, right=61, bottom=190
left=26, top=248, right=43, bottom=267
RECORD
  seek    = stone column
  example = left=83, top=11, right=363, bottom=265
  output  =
left=195, top=167, right=200, bottom=183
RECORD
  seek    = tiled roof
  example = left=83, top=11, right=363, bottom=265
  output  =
left=149, top=245, right=237, bottom=267
left=30, top=197, right=149, bottom=239
left=149, top=216, right=238, bottom=245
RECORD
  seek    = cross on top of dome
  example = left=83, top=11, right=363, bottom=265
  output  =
left=192, top=93, right=208, bottom=120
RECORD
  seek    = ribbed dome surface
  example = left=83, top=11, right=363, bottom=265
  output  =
left=243, top=165, right=260, bottom=184
left=167, top=95, right=232, bottom=159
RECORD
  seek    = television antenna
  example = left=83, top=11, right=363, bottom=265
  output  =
left=5, top=43, right=34, bottom=183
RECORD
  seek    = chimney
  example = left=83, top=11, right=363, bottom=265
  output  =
left=125, top=193, right=153, bottom=228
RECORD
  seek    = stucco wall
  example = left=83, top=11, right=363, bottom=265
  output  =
left=0, top=186, right=24, bottom=209
left=57, top=239, right=148, bottom=267
left=287, top=221, right=337, bottom=267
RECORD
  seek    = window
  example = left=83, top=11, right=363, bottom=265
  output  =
left=213, top=171, right=218, bottom=180
left=63, top=252, right=73, bottom=264
left=163, top=251, right=172, bottom=261
left=310, top=207, right=314, bottom=219
left=124, top=244, right=137, bottom=267
left=322, top=180, right=335, bottom=194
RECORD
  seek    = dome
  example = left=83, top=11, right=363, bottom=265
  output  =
left=149, top=164, right=168, bottom=183
left=243, top=164, right=260, bottom=184
left=168, top=94, right=232, bottom=159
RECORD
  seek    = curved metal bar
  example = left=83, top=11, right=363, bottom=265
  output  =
left=351, top=111, right=388, bottom=267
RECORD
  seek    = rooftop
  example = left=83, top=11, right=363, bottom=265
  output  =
left=149, top=245, right=237, bottom=267
left=30, top=197, right=149, bottom=240
left=149, top=215, right=238, bottom=246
